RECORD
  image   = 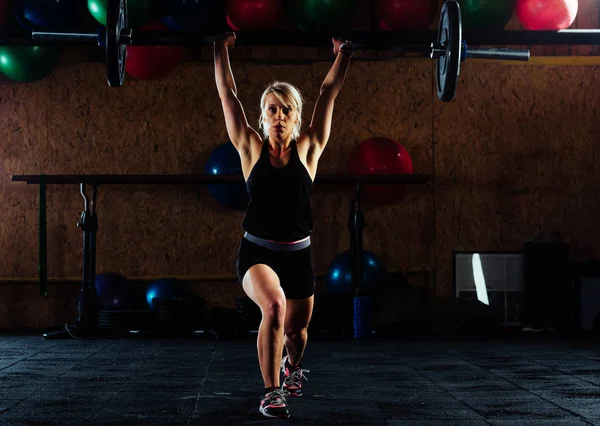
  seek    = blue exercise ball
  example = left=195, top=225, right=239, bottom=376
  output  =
left=18, top=0, right=79, bottom=29
left=327, top=250, right=389, bottom=295
left=204, top=141, right=249, bottom=211
left=162, top=0, right=226, bottom=32
left=160, top=16, right=183, bottom=31
left=95, top=272, right=135, bottom=310
left=146, top=278, right=195, bottom=310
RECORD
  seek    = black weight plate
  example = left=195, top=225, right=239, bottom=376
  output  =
left=436, top=1, right=462, bottom=102
left=106, top=0, right=127, bottom=87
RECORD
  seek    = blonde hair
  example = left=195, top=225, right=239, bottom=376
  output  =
left=259, top=81, right=304, bottom=140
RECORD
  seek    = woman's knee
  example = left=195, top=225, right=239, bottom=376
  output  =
left=261, top=298, right=287, bottom=326
left=285, top=326, right=308, bottom=340
left=243, top=264, right=286, bottom=325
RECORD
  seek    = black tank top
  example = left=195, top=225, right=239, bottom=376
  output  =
left=243, top=139, right=313, bottom=242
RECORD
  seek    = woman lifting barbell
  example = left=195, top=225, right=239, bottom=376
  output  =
left=214, top=32, right=353, bottom=419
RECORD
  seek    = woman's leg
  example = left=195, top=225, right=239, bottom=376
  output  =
left=284, top=296, right=314, bottom=367
left=281, top=296, right=314, bottom=397
left=242, top=264, right=287, bottom=389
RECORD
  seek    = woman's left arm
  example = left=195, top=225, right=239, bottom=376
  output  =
left=307, top=39, right=353, bottom=152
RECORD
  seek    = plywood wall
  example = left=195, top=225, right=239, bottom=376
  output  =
left=2, top=0, right=600, bottom=327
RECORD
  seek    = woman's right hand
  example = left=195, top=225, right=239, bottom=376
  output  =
left=216, top=32, right=236, bottom=49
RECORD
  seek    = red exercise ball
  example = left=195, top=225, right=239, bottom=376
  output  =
left=516, top=0, right=577, bottom=30
left=374, top=0, right=437, bottom=31
left=125, top=21, right=185, bottom=80
left=348, top=137, right=414, bottom=205
left=226, top=14, right=241, bottom=31
left=226, top=0, right=283, bottom=31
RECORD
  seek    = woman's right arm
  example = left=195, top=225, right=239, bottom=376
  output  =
left=214, top=34, right=256, bottom=152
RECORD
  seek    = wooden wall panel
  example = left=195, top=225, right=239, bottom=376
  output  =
left=0, top=81, right=49, bottom=278
left=2, top=39, right=600, bottom=327
left=434, top=62, right=600, bottom=296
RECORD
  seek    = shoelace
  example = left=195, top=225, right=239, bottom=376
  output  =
left=285, top=367, right=310, bottom=387
left=265, top=388, right=286, bottom=406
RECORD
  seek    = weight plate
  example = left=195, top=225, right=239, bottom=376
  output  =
left=106, top=0, right=127, bottom=88
left=436, top=1, right=462, bottom=102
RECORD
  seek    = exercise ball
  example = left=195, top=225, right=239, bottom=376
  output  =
left=164, top=0, right=227, bottom=32
left=327, top=250, right=389, bottom=295
left=374, top=0, right=437, bottom=30
left=146, top=278, right=195, bottom=311
left=87, top=0, right=106, bottom=25
left=95, top=272, right=135, bottom=310
left=204, top=141, right=249, bottom=211
left=125, top=21, right=184, bottom=80
left=516, top=0, right=577, bottom=30
left=18, top=0, right=78, bottom=29
left=0, top=46, right=60, bottom=82
left=348, top=137, right=414, bottom=205
left=458, top=0, right=516, bottom=29
left=226, top=14, right=241, bottom=31
left=296, top=0, right=355, bottom=30
left=226, top=0, right=283, bottom=30
left=161, top=16, right=183, bottom=30
left=88, top=0, right=158, bottom=28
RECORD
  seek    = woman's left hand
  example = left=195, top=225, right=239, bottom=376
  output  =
left=332, top=38, right=344, bottom=54
left=333, top=38, right=353, bottom=55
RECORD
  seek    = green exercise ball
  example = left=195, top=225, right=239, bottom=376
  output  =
left=458, top=0, right=516, bottom=29
left=0, top=46, right=60, bottom=82
left=88, top=0, right=158, bottom=28
left=296, top=0, right=356, bottom=31
left=87, top=0, right=107, bottom=26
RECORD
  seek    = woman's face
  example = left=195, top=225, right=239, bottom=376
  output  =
left=263, top=93, right=298, bottom=141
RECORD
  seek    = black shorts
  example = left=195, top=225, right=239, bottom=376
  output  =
left=236, top=237, right=315, bottom=300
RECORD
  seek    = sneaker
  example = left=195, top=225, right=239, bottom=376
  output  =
left=281, top=355, right=310, bottom=397
left=259, top=388, right=290, bottom=419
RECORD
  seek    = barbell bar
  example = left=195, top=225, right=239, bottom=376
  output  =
left=17, top=0, right=532, bottom=101
left=18, top=29, right=600, bottom=47
left=11, top=174, right=432, bottom=185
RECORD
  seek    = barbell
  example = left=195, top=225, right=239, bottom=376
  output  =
left=12, top=0, right=532, bottom=101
